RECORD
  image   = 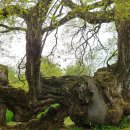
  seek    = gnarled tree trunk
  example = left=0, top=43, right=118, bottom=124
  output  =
left=116, top=20, right=130, bottom=104
left=25, top=21, right=42, bottom=98
left=0, top=65, right=126, bottom=129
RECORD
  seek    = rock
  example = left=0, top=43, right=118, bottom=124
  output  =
left=87, top=78, right=108, bottom=123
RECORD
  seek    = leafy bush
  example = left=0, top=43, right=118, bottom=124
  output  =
left=64, top=60, right=92, bottom=76
left=40, top=57, right=62, bottom=77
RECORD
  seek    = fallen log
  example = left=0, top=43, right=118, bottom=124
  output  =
left=0, top=64, right=129, bottom=129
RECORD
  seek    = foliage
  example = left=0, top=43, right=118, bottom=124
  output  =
left=40, top=57, right=63, bottom=77
left=8, top=57, right=63, bottom=91
left=8, top=67, right=28, bottom=91
left=64, top=60, right=92, bottom=76
left=6, top=109, right=13, bottom=123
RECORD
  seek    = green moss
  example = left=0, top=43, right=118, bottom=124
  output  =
left=36, top=103, right=60, bottom=119
left=64, top=117, right=74, bottom=126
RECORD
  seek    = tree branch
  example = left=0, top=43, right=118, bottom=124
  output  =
left=42, top=11, right=76, bottom=33
left=63, top=0, right=115, bottom=10
left=77, top=9, right=115, bottom=24
left=0, top=24, right=26, bottom=33
left=62, top=0, right=115, bottom=24
left=89, top=0, right=115, bottom=10
left=42, top=8, right=114, bottom=34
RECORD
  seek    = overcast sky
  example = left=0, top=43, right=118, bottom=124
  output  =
left=0, top=21, right=117, bottom=71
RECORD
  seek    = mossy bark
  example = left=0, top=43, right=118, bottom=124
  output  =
left=0, top=64, right=8, bottom=126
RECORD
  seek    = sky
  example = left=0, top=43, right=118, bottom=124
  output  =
left=0, top=21, right=117, bottom=71
left=0, top=0, right=117, bottom=71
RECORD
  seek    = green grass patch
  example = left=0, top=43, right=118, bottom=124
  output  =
left=92, top=116, right=130, bottom=130
left=118, top=116, right=130, bottom=128
left=92, top=124, right=118, bottom=130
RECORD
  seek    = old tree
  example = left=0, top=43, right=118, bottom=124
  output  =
left=0, top=0, right=130, bottom=129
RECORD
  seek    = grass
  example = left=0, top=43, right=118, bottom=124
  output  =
left=92, top=124, right=118, bottom=130
left=91, top=116, right=130, bottom=130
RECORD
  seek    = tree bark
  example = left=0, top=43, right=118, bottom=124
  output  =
left=0, top=64, right=8, bottom=126
left=115, top=20, right=130, bottom=113
left=25, top=11, right=43, bottom=98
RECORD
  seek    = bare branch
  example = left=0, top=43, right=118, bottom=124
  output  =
left=107, top=49, right=117, bottom=67
left=18, top=54, right=26, bottom=87
left=47, top=28, right=58, bottom=58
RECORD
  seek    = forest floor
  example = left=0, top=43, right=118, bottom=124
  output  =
left=3, top=115, right=130, bottom=130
